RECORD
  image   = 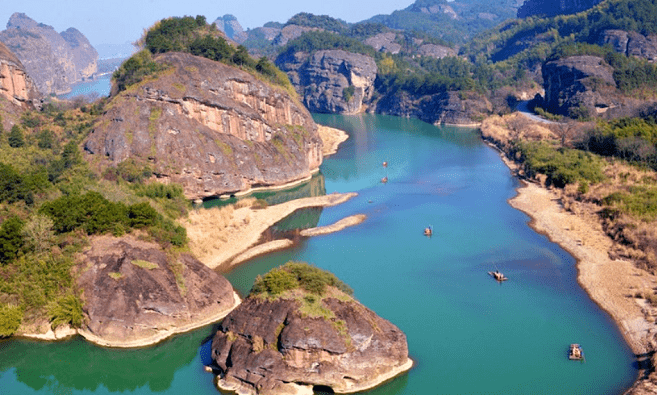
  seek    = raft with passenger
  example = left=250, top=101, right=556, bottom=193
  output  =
left=569, top=344, right=584, bottom=361
left=488, top=270, right=508, bottom=282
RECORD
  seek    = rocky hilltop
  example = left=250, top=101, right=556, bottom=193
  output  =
left=77, top=235, right=239, bottom=347
left=84, top=51, right=323, bottom=200
left=0, top=41, right=40, bottom=108
left=213, top=14, right=248, bottom=44
left=277, top=49, right=378, bottom=114
left=210, top=263, right=412, bottom=395
left=541, top=55, right=649, bottom=119
left=0, top=13, right=98, bottom=95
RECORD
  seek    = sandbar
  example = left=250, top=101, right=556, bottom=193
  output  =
left=300, top=214, right=366, bottom=237
left=318, top=124, right=349, bottom=157
left=185, top=192, right=358, bottom=270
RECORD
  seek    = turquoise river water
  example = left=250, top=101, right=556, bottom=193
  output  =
left=0, top=114, right=637, bottom=394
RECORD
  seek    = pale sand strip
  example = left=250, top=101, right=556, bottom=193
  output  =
left=300, top=214, right=366, bottom=237
left=185, top=192, right=358, bottom=270
left=229, top=239, right=295, bottom=268
left=509, top=182, right=655, bottom=354
left=75, top=291, right=241, bottom=348
left=318, top=125, right=349, bottom=158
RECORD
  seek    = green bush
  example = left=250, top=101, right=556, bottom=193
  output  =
left=602, top=185, right=657, bottom=221
left=0, top=304, right=22, bottom=337
left=48, top=294, right=83, bottom=329
left=515, top=141, right=606, bottom=188
left=250, top=262, right=353, bottom=297
left=8, top=125, right=25, bottom=148
left=127, top=202, right=158, bottom=228
left=0, top=217, right=24, bottom=264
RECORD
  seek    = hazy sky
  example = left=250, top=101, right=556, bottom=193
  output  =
left=0, top=0, right=414, bottom=47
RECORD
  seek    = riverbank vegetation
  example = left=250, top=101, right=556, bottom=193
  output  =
left=0, top=101, right=190, bottom=337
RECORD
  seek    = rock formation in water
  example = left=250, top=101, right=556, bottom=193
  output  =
left=0, top=13, right=98, bottom=95
left=276, top=49, right=378, bottom=114
left=77, top=235, right=239, bottom=346
left=0, top=41, right=40, bottom=108
left=84, top=51, right=323, bottom=200
left=210, top=263, right=412, bottom=395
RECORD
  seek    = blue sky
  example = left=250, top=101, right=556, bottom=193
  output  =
left=0, top=0, right=414, bottom=47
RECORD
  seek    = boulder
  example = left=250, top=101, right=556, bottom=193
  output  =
left=84, top=52, right=323, bottom=200
left=211, top=264, right=411, bottom=394
left=77, top=235, right=239, bottom=347
left=277, top=49, right=378, bottom=114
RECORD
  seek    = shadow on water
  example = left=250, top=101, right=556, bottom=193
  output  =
left=0, top=327, right=213, bottom=393
left=202, top=172, right=327, bottom=209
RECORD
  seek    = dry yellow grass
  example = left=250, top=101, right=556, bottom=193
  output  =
left=183, top=192, right=357, bottom=270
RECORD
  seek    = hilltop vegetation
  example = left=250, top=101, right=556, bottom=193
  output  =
left=114, top=15, right=292, bottom=94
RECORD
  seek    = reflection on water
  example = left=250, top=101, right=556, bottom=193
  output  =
left=203, top=172, right=326, bottom=209
left=0, top=330, right=208, bottom=393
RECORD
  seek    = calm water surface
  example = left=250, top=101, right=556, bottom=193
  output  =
left=58, top=74, right=112, bottom=100
left=0, top=114, right=636, bottom=394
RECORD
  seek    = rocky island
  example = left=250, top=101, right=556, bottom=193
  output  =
left=210, top=262, right=412, bottom=394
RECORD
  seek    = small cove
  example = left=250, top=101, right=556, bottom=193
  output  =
left=0, top=113, right=637, bottom=394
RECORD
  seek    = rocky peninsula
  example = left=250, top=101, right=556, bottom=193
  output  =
left=210, top=262, right=412, bottom=395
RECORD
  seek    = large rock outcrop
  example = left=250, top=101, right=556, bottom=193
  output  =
left=276, top=49, right=378, bottom=114
left=210, top=265, right=411, bottom=395
left=597, top=29, right=657, bottom=62
left=0, top=13, right=98, bottom=95
left=84, top=52, right=323, bottom=200
left=0, top=41, right=40, bottom=108
left=213, top=15, right=248, bottom=44
left=540, top=55, right=646, bottom=118
left=376, top=90, right=491, bottom=125
left=77, top=235, right=239, bottom=347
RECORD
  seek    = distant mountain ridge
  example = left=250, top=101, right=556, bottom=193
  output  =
left=0, top=12, right=98, bottom=95
left=517, top=0, right=603, bottom=18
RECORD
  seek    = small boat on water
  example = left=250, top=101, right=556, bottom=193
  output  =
left=424, top=227, right=432, bottom=236
left=383, top=161, right=388, bottom=167
left=488, top=270, right=508, bottom=282
left=569, top=344, right=584, bottom=361
left=381, top=176, right=388, bottom=183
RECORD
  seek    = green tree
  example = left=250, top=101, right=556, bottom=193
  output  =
left=21, top=215, right=54, bottom=254
left=0, top=304, right=22, bottom=337
left=8, top=125, right=25, bottom=148
left=0, top=216, right=24, bottom=263
left=37, top=129, right=54, bottom=149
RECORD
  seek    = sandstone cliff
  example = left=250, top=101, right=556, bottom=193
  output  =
left=376, top=90, right=491, bottom=125
left=0, top=41, right=40, bottom=108
left=0, top=13, right=98, bottom=95
left=77, top=235, right=239, bottom=347
left=210, top=264, right=411, bottom=394
left=276, top=49, right=378, bottom=114
left=213, top=14, right=248, bottom=44
left=541, top=55, right=648, bottom=119
left=84, top=52, right=323, bottom=200
left=597, top=29, right=657, bottom=62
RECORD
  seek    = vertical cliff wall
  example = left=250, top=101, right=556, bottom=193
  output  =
left=84, top=52, right=323, bottom=200
left=0, top=41, right=40, bottom=108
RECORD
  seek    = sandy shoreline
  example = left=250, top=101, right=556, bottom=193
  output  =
left=186, top=192, right=358, bottom=270
left=494, top=148, right=657, bottom=391
left=300, top=214, right=366, bottom=237
left=318, top=124, right=349, bottom=157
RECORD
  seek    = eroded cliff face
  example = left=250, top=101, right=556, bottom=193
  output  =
left=84, top=52, right=323, bottom=200
left=78, top=235, right=239, bottom=347
left=0, top=41, right=40, bottom=108
left=277, top=49, right=378, bottom=114
left=211, top=294, right=411, bottom=395
left=0, top=13, right=98, bottom=95
left=541, top=55, right=650, bottom=119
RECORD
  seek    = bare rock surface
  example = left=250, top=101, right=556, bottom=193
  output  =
left=277, top=49, right=378, bottom=114
left=84, top=51, right=323, bottom=200
left=0, top=41, right=40, bottom=108
left=0, top=12, right=98, bottom=95
left=211, top=289, right=411, bottom=394
left=77, top=235, right=239, bottom=347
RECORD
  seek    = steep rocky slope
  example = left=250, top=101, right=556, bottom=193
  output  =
left=77, top=235, right=239, bottom=347
left=210, top=264, right=412, bottom=394
left=517, top=0, right=602, bottom=18
left=276, top=49, right=378, bottom=114
left=0, top=41, right=40, bottom=108
left=0, top=13, right=98, bottom=95
left=84, top=52, right=323, bottom=200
